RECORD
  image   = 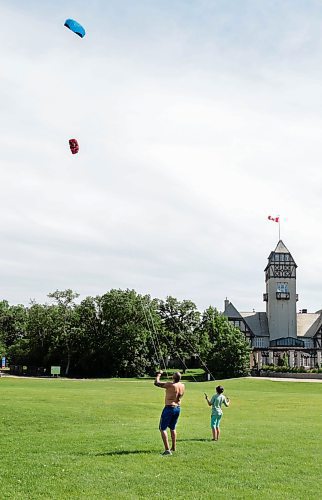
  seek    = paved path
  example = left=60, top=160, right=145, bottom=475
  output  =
left=2, top=374, right=322, bottom=383
left=249, top=376, right=322, bottom=383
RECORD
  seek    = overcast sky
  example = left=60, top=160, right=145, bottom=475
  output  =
left=2, top=0, right=322, bottom=312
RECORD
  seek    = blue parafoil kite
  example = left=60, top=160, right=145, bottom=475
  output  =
left=64, top=19, right=86, bottom=38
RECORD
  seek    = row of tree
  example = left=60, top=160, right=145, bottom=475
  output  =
left=0, top=289, right=251, bottom=378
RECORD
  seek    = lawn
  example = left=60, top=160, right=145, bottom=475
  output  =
left=0, top=375, right=321, bottom=499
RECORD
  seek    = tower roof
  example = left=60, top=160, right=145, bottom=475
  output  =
left=265, top=239, right=297, bottom=272
left=274, top=240, right=291, bottom=254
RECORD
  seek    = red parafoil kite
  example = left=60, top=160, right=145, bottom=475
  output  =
left=69, top=138, right=79, bottom=154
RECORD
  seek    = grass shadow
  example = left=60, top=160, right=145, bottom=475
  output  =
left=84, top=440, right=210, bottom=457
left=92, top=449, right=156, bottom=457
left=178, top=438, right=210, bottom=442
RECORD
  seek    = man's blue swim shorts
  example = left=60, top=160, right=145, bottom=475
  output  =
left=159, top=405, right=181, bottom=431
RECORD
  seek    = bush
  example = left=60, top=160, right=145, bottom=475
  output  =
left=260, top=365, right=322, bottom=375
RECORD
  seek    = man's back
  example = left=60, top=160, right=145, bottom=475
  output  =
left=164, top=381, right=185, bottom=406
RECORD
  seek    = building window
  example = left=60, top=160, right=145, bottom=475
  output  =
left=261, top=351, right=269, bottom=364
left=231, top=319, right=246, bottom=332
left=270, top=337, right=304, bottom=347
left=277, top=282, right=288, bottom=293
left=301, top=355, right=310, bottom=368
left=253, top=337, right=269, bottom=348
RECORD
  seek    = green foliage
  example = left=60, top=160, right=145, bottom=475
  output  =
left=277, top=354, right=289, bottom=367
left=0, top=338, right=7, bottom=357
left=47, top=289, right=83, bottom=376
left=199, top=307, right=251, bottom=378
left=0, top=300, right=27, bottom=347
left=6, top=338, right=30, bottom=365
left=261, top=365, right=322, bottom=374
left=95, top=289, right=163, bottom=377
left=26, top=301, right=56, bottom=366
left=158, top=296, right=201, bottom=371
left=1, top=289, right=252, bottom=378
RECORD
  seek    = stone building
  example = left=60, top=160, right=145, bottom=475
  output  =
left=223, top=240, right=322, bottom=369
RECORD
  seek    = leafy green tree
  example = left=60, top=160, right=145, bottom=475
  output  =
left=0, top=290, right=252, bottom=380
left=158, top=296, right=201, bottom=371
left=200, top=306, right=251, bottom=378
left=0, top=338, right=6, bottom=358
left=47, top=289, right=83, bottom=376
left=98, top=289, right=162, bottom=377
left=25, top=301, right=56, bottom=366
left=6, top=339, right=30, bottom=366
left=69, top=296, right=103, bottom=375
left=0, top=301, right=27, bottom=347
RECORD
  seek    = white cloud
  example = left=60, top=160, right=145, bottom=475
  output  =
left=1, top=1, right=322, bottom=313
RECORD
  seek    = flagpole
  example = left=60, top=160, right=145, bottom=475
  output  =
left=267, top=215, right=281, bottom=239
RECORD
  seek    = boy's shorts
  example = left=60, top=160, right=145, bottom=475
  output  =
left=159, top=405, right=181, bottom=431
left=211, top=413, right=222, bottom=428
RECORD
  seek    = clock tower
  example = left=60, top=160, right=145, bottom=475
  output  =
left=263, top=240, right=298, bottom=342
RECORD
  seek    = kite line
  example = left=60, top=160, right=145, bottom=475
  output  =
left=140, top=296, right=215, bottom=382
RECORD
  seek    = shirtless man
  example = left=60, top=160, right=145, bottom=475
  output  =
left=154, top=370, right=185, bottom=455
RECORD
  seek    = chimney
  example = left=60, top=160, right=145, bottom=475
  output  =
left=224, top=298, right=229, bottom=311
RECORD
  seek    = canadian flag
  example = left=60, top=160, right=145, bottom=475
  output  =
left=268, top=215, right=279, bottom=223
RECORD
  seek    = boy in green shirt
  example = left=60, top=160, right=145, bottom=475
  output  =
left=205, top=385, right=230, bottom=441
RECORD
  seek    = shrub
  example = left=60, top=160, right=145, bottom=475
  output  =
left=259, top=365, right=321, bottom=374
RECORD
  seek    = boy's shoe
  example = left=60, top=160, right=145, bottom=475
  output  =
left=161, top=450, right=172, bottom=456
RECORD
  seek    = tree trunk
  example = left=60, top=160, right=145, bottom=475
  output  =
left=65, top=351, right=71, bottom=376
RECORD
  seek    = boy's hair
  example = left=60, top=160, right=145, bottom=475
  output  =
left=173, top=372, right=181, bottom=382
left=216, top=385, right=224, bottom=394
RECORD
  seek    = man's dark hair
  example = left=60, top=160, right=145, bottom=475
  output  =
left=173, top=372, right=181, bottom=382
left=216, top=385, right=224, bottom=394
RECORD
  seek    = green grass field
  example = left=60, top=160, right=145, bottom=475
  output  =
left=0, top=375, right=321, bottom=499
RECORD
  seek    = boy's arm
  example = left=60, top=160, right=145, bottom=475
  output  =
left=204, top=393, right=212, bottom=406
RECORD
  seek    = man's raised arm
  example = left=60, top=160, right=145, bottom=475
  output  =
left=154, top=370, right=167, bottom=388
